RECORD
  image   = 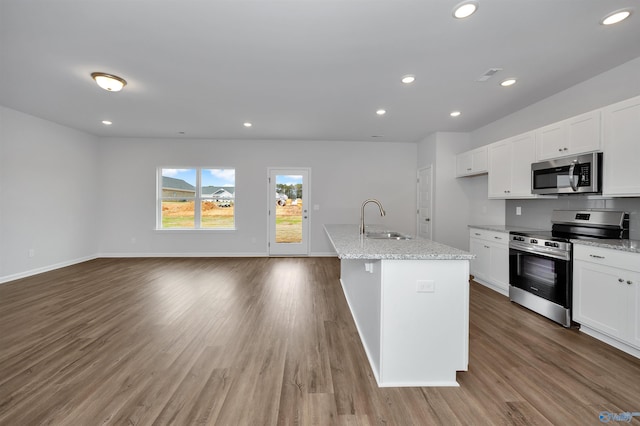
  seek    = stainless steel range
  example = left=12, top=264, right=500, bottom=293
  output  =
left=509, top=210, right=629, bottom=327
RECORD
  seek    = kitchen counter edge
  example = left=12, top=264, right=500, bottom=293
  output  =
left=325, top=224, right=474, bottom=260
left=468, top=224, right=547, bottom=233
left=571, top=239, right=640, bottom=254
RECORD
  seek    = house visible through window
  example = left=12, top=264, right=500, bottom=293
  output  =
left=158, top=168, right=235, bottom=229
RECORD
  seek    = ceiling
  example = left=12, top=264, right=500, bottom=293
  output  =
left=1, top=0, right=639, bottom=143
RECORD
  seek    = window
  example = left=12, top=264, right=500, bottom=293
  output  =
left=158, top=168, right=235, bottom=229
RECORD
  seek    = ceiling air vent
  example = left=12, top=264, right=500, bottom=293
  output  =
left=475, top=68, right=503, bottom=82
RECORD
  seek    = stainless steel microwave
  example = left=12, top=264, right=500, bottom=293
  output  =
left=531, top=152, right=602, bottom=195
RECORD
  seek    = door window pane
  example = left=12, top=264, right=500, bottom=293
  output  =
left=275, top=175, right=303, bottom=243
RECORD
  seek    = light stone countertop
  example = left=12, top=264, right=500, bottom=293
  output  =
left=468, top=224, right=548, bottom=234
left=469, top=225, right=640, bottom=253
left=571, top=239, right=640, bottom=254
left=324, top=224, right=474, bottom=260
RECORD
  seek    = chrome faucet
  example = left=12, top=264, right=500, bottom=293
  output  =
left=360, top=199, right=386, bottom=235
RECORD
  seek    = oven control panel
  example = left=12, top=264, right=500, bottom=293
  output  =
left=510, top=234, right=571, bottom=253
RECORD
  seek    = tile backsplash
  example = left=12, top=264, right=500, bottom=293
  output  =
left=505, top=197, right=640, bottom=240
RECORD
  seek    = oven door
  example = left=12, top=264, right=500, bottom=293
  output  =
left=509, top=246, right=571, bottom=308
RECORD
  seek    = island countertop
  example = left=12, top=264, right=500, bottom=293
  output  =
left=324, top=224, right=474, bottom=260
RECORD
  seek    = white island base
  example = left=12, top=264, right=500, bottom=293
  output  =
left=340, top=258, right=469, bottom=387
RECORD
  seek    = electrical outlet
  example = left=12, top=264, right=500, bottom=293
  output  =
left=516, top=206, right=522, bottom=216
left=28, top=249, right=35, bottom=258
left=417, top=280, right=435, bottom=293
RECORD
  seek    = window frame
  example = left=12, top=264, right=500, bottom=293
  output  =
left=157, top=167, right=236, bottom=231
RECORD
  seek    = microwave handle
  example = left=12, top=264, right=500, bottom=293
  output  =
left=569, top=162, right=578, bottom=191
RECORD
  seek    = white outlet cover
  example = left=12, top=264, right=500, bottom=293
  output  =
left=417, top=280, right=435, bottom=293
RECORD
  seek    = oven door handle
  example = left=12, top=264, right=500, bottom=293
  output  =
left=509, top=242, right=571, bottom=261
left=569, top=162, right=578, bottom=191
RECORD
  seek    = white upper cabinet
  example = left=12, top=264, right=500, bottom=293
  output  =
left=536, top=110, right=601, bottom=160
left=456, top=146, right=488, bottom=177
left=602, top=95, right=640, bottom=197
left=488, top=131, right=537, bottom=199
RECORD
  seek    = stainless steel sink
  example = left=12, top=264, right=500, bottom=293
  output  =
left=365, top=231, right=412, bottom=240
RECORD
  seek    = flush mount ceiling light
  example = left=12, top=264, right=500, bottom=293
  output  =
left=376, top=109, right=387, bottom=116
left=401, top=75, right=416, bottom=84
left=243, top=122, right=253, bottom=128
left=453, top=1, right=478, bottom=19
left=91, top=72, right=127, bottom=92
left=500, top=78, right=517, bottom=87
left=601, top=9, right=632, bottom=25
left=101, top=120, right=112, bottom=125
left=450, top=111, right=461, bottom=117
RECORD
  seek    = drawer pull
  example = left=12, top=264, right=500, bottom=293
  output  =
left=618, top=278, right=625, bottom=283
left=494, top=236, right=502, bottom=240
left=628, top=281, right=633, bottom=285
left=589, top=254, right=605, bottom=259
left=475, top=233, right=481, bottom=236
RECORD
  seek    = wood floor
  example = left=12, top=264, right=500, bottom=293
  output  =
left=1, top=257, right=639, bottom=425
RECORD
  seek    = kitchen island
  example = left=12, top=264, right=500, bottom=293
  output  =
left=324, top=224, right=474, bottom=387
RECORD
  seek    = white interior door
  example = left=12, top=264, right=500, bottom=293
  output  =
left=417, top=166, right=433, bottom=240
left=268, top=168, right=310, bottom=256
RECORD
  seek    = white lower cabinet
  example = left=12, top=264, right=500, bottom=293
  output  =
left=469, top=228, right=509, bottom=295
left=573, top=245, right=640, bottom=357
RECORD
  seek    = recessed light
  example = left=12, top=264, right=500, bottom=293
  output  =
left=453, top=1, right=478, bottom=19
left=401, top=75, right=416, bottom=84
left=91, top=72, right=127, bottom=92
left=102, top=120, right=112, bottom=125
left=243, top=122, right=252, bottom=127
left=376, top=109, right=386, bottom=116
left=450, top=111, right=461, bottom=117
left=500, top=78, right=517, bottom=87
left=601, top=9, right=632, bottom=25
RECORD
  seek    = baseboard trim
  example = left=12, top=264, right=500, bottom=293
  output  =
left=0, top=254, right=98, bottom=285
left=97, top=252, right=269, bottom=258
left=2, top=252, right=339, bottom=285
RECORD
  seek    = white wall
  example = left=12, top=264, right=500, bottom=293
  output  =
left=97, top=138, right=418, bottom=256
left=471, top=56, right=640, bottom=147
left=0, top=107, right=99, bottom=282
left=417, top=132, right=475, bottom=251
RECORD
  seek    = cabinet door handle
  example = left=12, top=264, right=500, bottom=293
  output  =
left=628, top=280, right=633, bottom=285
left=589, top=254, right=605, bottom=259
left=558, top=148, right=563, bottom=152
left=618, top=278, right=625, bottom=283
left=484, top=245, right=490, bottom=249
left=494, top=236, right=502, bottom=240
left=475, top=233, right=481, bottom=236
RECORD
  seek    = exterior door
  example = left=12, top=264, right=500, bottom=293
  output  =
left=417, top=166, right=433, bottom=240
left=268, top=168, right=310, bottom=256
